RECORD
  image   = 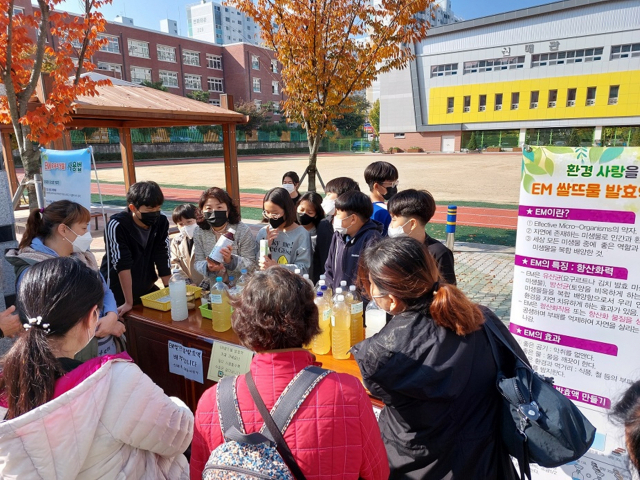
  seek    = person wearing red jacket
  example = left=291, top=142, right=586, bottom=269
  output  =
left=190, top=266, right=389, bottom=480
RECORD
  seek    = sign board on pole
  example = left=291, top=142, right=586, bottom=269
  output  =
left=511, top=146, right=639, bottom=479
left=41, top=147, right=92, bottom=210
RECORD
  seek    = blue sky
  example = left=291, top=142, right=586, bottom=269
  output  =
left=58, top=0, right=553, bottom=34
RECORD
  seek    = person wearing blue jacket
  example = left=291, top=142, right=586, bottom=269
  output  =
left=6, top=200, right=124, bottom=358
left=324, top=191, right=383, bottom=291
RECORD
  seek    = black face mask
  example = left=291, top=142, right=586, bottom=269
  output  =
left=382, top=186, right=398, bottom=201
left=138, top=210, right=161, bottom=227
left=204, top=210, right=228, bottom=228
left=269, top=216, right=286, bottom=229
left=297, top=213, right=315, bottom=226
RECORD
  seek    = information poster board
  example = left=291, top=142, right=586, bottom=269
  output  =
left=207, top=341, right=254, bottom=382
left=168, top=340, right=204, bottom=384
left=511, top=146, right=640, bottom=479
left=41, top=147, right=92, bottom=210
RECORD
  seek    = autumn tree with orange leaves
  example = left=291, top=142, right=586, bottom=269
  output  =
left=228, top=0, right=433, bottom=191
left=0, top=0, right=112, bottom=206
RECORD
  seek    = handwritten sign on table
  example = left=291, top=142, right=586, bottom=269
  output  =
left=207, top=341, right=254, bottom=381
left=168, top=341, right=204, bottom=384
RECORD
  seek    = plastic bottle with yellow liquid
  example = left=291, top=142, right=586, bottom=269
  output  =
left=311, top=292, right=332, bottom=355
left=210, top=276, right=232, bottom=332
left=347, top=285, right=364, bottom=346
left=331, top=294, right=351, bottom=360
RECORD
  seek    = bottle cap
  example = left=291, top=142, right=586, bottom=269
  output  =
left=320, top=275, right=326, bottom=280
left=317, top=292, right=323, bottom=297
left=319, top=280, right=326, bottom=286
left=337, top=295, right=345, bottom=302
left=241, top=269, right=247, bottom=274
left=228, top=228, right=236, bottom=234
left=229, top=276, right=235, bottom=281
left=216, top=276, right=223, bottom=282
left=349, top=285, right=356, bottom=291
left=294, top=268, right=301, bottom=274
left=335, top=287, right=343, bottom=294
left=340, top=280, right=347, bottom=287
left=321, top=285, right=327, bottom=291
left=303, top=274, right=310, bottom=279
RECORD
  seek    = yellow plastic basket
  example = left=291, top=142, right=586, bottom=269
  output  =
left=141, top=285, right=202, bottom=311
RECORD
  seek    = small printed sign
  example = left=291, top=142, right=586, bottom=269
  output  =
left=168, top=340, right=204, bottom=384
left=207, top=341, right=254, bottom=382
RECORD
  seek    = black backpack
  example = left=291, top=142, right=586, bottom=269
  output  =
left=483, top=313, right=596, bottom=480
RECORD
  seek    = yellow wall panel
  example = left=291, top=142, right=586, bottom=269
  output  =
left=428, top=71, right=640, bottom=125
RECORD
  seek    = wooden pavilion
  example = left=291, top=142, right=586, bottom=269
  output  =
left=0, top=73, right=248, bottom=205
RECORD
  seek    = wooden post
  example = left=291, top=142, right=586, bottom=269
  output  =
left=119, top=127, right=136, bottom=191
left=1, top=132, right=18, bottom=197
left=220, top=94, right=240, bottom=207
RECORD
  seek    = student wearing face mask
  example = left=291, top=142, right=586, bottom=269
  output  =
left=324, top=191, right=382, bottom=291
left=364, top=161, right=399, bottom=236
left=282, top=171, right=301, bottom=206
left=0, top=258, right=193, bottom=479
left=296, top=192, right=325, bottom=282
left=387, top=189, right=456, bottom=285
left=100, top=181, right=171, bottom=317
left=6, top=200, right=124, bottom=359
left=193, top=187, right=256, bottom=285
left=170, top=204, right=204, bottom=286
left=256, top=187, right=312, bottom=274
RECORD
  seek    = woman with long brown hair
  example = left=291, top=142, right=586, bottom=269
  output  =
left=353, top=237, right=525, bottom=479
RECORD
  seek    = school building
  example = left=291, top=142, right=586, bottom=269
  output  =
left=378, top=0, right=640, bottom=153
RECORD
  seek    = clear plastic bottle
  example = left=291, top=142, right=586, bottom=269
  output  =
left=316, top=279, right=332, bottom=305
left=236, top=269, right=249, bottom=292
left=302, top=273, right=314, bottom=288
left=315, top=274, right=327, bottom=290
left=312, top=292, right=332, bottom=355
left=210, top=276, right=232, bottom=332
left=228, top=276, right=236, bottom=288
left=332, top=287, right=343, bottom=305
left=347, top=286, right=364, bottom=346
left=365, top=300, right=387, bottom=338
left=331, top=294, right=351, bottom=360
left=209, top=228, right=236, bottom=264
left=169, top=268, right=188, bottom=321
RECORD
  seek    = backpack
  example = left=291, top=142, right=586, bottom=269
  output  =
left=203, top=365, right=331, bottom=480
left=483, top=313, right=596, bottom=480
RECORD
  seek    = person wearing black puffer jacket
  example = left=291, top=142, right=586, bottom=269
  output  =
left=353, top=237, right=527, bottom=480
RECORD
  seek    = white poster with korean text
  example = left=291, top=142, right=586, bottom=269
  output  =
left=511, top=146, right=640, bottom=479
left=41, top=147, right=92, bottom=210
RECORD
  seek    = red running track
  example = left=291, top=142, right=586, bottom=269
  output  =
left=91, top=183, right=518, bottom=230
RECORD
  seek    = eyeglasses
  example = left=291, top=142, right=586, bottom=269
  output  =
left=262, top=210, right=284, bottom=220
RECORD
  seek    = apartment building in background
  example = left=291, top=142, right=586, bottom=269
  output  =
left=11, top=0, right=282, bottom=112
left=186, top=0, right=262, bottom=46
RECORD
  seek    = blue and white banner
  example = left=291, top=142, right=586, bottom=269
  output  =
left=41, top=147, right=92, bottom=210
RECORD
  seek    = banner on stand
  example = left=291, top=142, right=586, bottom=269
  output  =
left=511, top=146, right=640, bottom=479
left=41, top=147, right=92, bottom=210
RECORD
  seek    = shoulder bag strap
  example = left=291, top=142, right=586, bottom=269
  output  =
left=483, top=314, right=528, bottom=366
left=217, top=375, right=244, bottom=438
left=245, top=371, right=307, bottom=480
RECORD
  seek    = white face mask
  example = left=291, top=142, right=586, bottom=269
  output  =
left=65, top=226, right=93, bottom=253
left=282, top=183, right=296, bottom=193
left=388, top=220, right=411, bottom=238
left=322, top=198, right=336, bottom=216
left=333, top=216, right=349, bottom=236
left=180, top=223, right=198, bottom=239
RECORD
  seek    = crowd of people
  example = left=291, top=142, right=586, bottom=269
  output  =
left=1, top=159, right=640, bottom=479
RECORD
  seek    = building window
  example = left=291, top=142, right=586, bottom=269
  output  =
left=495, top=93, right=503, bottom=111
left=610, top=43, right=640, bottom=60
left=128, top=39, right=150, bottom=58
left=431, top=63, right=458, bottom=77
left=511, top=92, right=519, bottom=110
left=184, top=74, right=202, bottom=90
left=97, top=62, right=122, bottom=77
left=207, top=54, right=222, bottom=69
left=531, top=47, right=603, bottom=67
left=566, top=88, right=576, bottom=107
left=272, top=81, right=279, bottom=94
left=254, top=99, right=262, bottom=108
left=609, top=85, right=619, bottom=105
left=159, top=70, right=178, bottom=88
left=130, top=66, right=152, bottom=84
left=394, top=133, right=405, bottom=139
left=252, top=55, right=260, bottom=70
left=271, top=59, right=278, bottom=73
left=209, top=99, right=221, bottom=106
left=479, top=94, right=486, bottom=112
left=463, top=56, right=524, bottom=74
left=253, top=77, right=261, bottom=92
left=273, top=101, right=280, bottom=114
left=586, top=87, right=596, bottom=106
left=446, top=97, right=454, bottom=114
left=157, top=45, right=176, bottom=63
left=99, top=34, right=120, bottom=54
left=208, top=77, right=224, bottom=92
left=12, top=6, right=24, bottom=15
left=530, top=91, right=539, bottom=108
left=183, top=50, right=200, bottom=66
left=463, top=96, right=470, bottom=113
left=548, top=89, right=558, bottom=108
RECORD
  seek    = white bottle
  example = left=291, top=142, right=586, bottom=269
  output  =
left=169, top=268, right=188, bottom=321
left=209, top=228, right=236, bottom=264
left=365, top=300, right=387, bottom=338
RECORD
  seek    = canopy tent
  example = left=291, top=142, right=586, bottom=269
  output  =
left=0, top=72, right=248, bottom=206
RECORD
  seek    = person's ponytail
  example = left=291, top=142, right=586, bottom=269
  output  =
left=0, top=327, right=62, bottom=420
left=429, top=283, right=484, bottom=336
left=18, top=201, right=91, bottom=249
left=19, top=208, right=45, bottom=249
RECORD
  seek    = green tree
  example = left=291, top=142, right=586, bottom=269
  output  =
left=467, top=132, right=477, bottom=150
left=142, top=80, right=168, bottom=92
left=333, top=95, right=370, bottom=136
left=631, top=128, right=640, bottom=147
left=234, top=100, right=267, bottom=133
left=567, top=128, right=581, bottom=147
left=187, top=90, right=210, bottom=103
left=369, top=99, right=380, bottom=136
